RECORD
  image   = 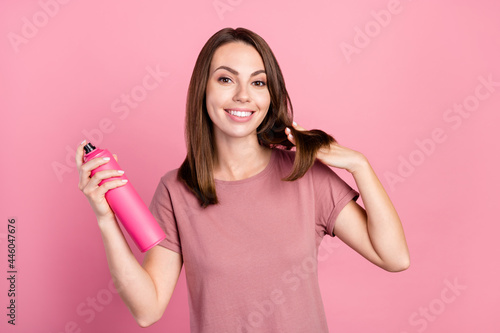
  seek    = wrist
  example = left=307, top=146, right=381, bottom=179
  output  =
left=349, top=154, right=369, bottom=175
left=97, top=214, right=119, bottom=231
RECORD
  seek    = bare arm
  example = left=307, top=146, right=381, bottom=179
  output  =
left=76, top=140, right=183, bottom=327
left=334, top=158, right=410, bottom=272
left=285, top=123, right=410, bottom=272
left=98, top=215, right=183, bottom=327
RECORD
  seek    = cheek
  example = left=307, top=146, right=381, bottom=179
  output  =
left=206, top=83, right=227, bottom=109
left=205, top=85, right=218, bottom=112
left=256, top=92, right=271, bottom=111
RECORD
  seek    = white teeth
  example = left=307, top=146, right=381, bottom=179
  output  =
left=227, top=110, right=252, bottom=117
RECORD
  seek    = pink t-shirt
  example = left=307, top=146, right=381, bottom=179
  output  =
left=149, top=148, right=359, bottom=332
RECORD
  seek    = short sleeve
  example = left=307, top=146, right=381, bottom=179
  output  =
left=312, top=160, right=360, bottom=238
left=149, top=176, right=182, bottom=254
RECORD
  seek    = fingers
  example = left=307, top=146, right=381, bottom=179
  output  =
left=84, top=169, right=125, bottom=193
left=98, top=178, right=128, bottom=195
left=75, top=140, right=126, bottom=218
left=285, top=121, right=305, bottom=146
left=76, top=140, right=122, bottom=196
left=84, top=178, right=128, bottom=199
left=75, top=139, right=87, bottom=169
left=285, top=127, right=296, bottom=145
left=291, top=121, right=306, bottom=131
left=78, top=157, right=111, bottom=191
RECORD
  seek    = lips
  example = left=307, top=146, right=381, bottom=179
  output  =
left=225, top=110, right=253, bottom=117
left=224, top=109, right=255, bottom=117
left=224, top=108, right=256, bottom=122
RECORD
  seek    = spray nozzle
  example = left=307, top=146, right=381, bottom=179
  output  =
left=83, top=142, right=96, bottom=154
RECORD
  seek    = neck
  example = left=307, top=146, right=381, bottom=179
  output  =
left=213, top=134, right=272, bottom=181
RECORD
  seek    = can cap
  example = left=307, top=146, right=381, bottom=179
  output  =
left=83, top=142, right=96, bottom=154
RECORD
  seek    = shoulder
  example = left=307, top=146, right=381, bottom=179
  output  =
left=160, top=168, right=180, bottom=184
left=150, top=168, right=181, bottom=195
left=157, top=167, right=199, bottom=202
left=156, top=168, right=186, bottom=193
left=150, top=168, right=195, bottom=207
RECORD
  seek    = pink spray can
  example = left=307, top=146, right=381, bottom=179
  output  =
left=83, top=142, right=166, bottom=252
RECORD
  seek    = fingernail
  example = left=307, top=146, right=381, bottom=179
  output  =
left=293, top=121, right=297, bottom=126
left=121, top=179, right=128, bottom=183
left=289, top=134, right=293, bottom=139
left=117, top=170, right=124, bottom=174
left=103, top=157, right=110, bottom=161
left=80, top=139, right=86, bottom=145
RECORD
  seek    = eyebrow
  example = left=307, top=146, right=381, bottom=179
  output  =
left=212, top=65, right=266, bottom=77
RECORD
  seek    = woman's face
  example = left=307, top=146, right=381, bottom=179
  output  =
left=205, top=41, right=270, bottom=143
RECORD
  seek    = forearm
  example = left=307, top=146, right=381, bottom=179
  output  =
left=351, top=158, right=410, bottom=271
left=98, top=216, right=161, bottom=326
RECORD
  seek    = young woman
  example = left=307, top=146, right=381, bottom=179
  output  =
left=76, top=27, right=410, bottom=332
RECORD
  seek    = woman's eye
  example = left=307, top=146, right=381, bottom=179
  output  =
left=218, top=77, right=232, bottom=84
left=217, top=77, right=266, bottom=87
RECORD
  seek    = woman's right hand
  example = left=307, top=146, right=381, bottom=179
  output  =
left=76, top=140, right=128, bottom=222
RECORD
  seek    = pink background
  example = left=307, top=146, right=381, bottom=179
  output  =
left=1, top=0, right=499, bottom=332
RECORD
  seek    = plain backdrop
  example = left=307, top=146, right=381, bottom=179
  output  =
left=1, top=0, right=499, bottom=332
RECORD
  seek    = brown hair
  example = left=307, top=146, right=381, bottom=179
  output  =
left=178, top=27, right=335, bottom=207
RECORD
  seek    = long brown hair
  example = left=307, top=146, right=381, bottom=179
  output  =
left=178, top=27, right=335, bottom=207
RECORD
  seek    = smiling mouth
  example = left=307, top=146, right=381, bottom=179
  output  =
left=224, top=109, right=255, bottom=118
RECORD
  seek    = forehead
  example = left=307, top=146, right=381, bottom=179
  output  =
left=210, top=42, right=265, bottom=72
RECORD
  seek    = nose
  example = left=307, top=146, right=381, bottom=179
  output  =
left=233, top=83, right=251, bottom=103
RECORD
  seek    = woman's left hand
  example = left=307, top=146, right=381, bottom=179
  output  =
left=285, top=121, right=367, bottom=174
